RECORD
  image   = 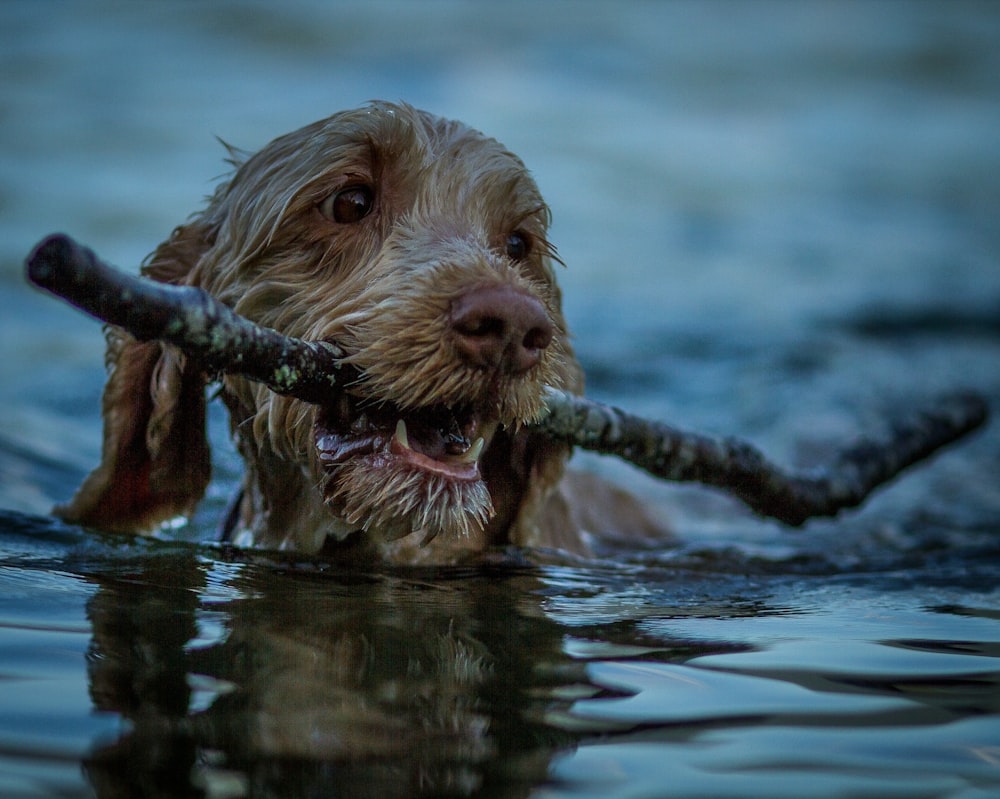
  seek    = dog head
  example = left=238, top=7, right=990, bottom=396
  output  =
left=59, top=102, right=583, bottom=557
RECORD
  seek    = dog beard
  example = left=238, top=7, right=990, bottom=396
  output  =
left=321, top=454, right=494, bottom=545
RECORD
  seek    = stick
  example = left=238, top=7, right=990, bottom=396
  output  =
left=25, top=233, right=990, bottom=525
left=26, top=233, right=345, bottom=403
left=538, top=387, right=988, bottom=525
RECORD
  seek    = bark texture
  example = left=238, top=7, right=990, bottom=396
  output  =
left=26, top=233, right=990, bottom=525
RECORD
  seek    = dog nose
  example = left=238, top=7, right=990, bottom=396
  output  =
left=450, top=285, right=554, bottom=374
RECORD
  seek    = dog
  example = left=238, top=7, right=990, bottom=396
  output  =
left=57, top=102, right=664, bottom=563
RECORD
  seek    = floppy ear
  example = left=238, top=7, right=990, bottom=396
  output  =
left=56, top=223, right=216, bottom=533
left=481, top=426, right=577, bottom=550
left=484, top=330, right=588, bottom=551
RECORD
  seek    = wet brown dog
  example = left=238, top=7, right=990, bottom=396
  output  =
left=58, top=102, right=662, bottom=562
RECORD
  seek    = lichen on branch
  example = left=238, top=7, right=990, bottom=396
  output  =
left=26, top=233, right=990, bottom=527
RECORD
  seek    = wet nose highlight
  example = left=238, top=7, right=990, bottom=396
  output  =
left=450, top=285, right=553, bottom=373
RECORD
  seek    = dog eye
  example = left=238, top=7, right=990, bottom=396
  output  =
left=319, top=185, right=374, bottom=223
left=505, top=231, right=531, bottom=261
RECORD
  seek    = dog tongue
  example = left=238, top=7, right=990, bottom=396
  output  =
left=315, top=401, right=485, bottom=480
left=392, top=419, right=484, bottom=480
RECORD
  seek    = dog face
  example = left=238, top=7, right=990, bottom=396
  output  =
left=59, top=103, right=583, bottom=558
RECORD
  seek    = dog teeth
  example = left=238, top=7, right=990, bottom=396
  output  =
left=394, top=419, right=411, bottom=449
left=458, top=436, right=485, bottom=464
left=394, top=419, right=483, bottom=466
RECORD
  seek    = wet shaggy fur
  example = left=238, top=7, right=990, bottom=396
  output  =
left=58, top=102, right=662, bottom=563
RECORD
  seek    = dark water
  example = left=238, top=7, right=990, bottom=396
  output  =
left=2, top=2, right=999, bottom=797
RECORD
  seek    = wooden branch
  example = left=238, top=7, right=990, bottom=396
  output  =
left=538, top=387, right=988, bottom=526
left=26, top=233, right=346, bottom=403
left=25, top=233, right=990, bottom=526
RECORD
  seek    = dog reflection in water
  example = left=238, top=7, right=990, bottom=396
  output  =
left=83, top=559, right=563, bottom=795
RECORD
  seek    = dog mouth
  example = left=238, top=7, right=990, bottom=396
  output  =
left=314, top=395, right=491, bottom=483
left=307, top=332, right=555, bottom=543
left=312, top=390, right=500, bottom=543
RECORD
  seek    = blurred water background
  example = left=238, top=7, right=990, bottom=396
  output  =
left=1, top=2, right=999, bottom=797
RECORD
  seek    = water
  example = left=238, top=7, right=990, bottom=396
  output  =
left=2, top=1, right=999, bottom=796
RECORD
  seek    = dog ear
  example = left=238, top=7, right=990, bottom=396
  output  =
left=481, top=427, right=577, bottom=550
left=484, top=344, right=587, bottom=551
left=56, top=223, right=216, bottom=533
